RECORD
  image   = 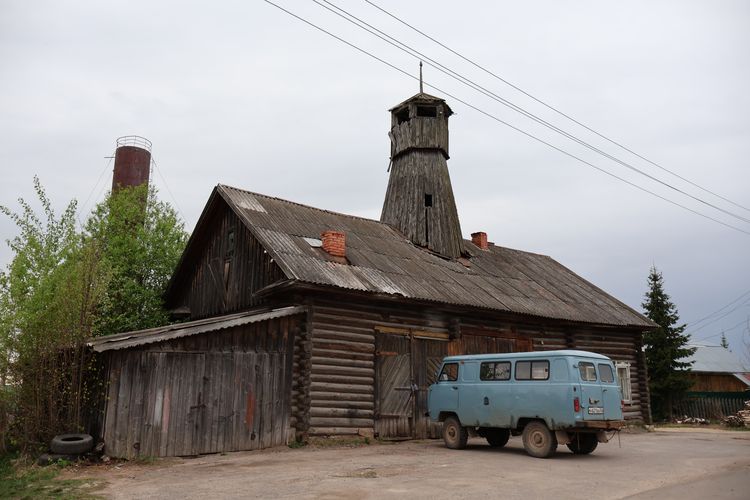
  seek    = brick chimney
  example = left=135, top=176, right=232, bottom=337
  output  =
left=471, top=232, right=488, bottom=250
left=321, top=230, right=346, bottom=257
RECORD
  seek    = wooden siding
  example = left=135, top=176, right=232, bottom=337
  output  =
left=102, top=316, right=299, bottom=458
left=306, top=297, right=650, bottom=441
left=688, top=373, right=749, bottom=393
left=168, top=205, right=285, bottom=319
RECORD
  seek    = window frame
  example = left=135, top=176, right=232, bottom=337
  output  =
left=438, top=362, right=459, bottom=382
left=515, top=360, right=550, bottom=381
left=598, top=363, right=615, bottom=383
left=615, top=361, right=632, bottom=403
left=578, top=361, right=597, bottom=382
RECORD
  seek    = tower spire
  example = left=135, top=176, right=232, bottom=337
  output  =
left=419, top=61, right=423, bottom=93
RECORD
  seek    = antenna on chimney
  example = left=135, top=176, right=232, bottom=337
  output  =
left=419, top=61, right=423, bottom=93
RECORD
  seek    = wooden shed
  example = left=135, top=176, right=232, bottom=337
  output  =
left=93, top=91, right=655, bottom=458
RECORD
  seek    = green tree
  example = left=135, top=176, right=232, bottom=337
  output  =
left=85, top=184, right=188, bottom=337
left=720, top=332, right=729, bottom=349
left=642, top=266, right=695, bottom=421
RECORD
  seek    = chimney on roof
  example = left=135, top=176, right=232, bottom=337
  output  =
left=381, top=91, right=464, bottom=259
left=112, top=135, right=151, bottom=191
left=321, top=230, right=346, bottom=258
left=471, top=232, right=489, bottom=250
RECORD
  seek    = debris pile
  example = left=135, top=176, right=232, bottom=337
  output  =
left=674, top=415, right=709, bottom=425
left=723, top=400, right=750, bottom=428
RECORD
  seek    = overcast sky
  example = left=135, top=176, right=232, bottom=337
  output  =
left=1, top=1, right=748, bottom=357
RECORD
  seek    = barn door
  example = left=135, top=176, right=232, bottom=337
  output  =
left=375, top=334, right=413, bottom=439
left=412, top=337, right=450, bottom=439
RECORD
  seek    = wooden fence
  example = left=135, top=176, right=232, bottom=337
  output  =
left=674, top=392, right=749, bottom=420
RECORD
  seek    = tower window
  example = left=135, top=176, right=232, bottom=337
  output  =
left=424, top=194, right=433, bottom=207
left=395, top=107, right=410, bottom=124
left=417, top=106, right=437, bottom=117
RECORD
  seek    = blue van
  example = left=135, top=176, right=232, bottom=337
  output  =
left=427, top=350, right=624, bottom=458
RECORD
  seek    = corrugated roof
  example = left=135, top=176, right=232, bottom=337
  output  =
left=88, top=306, right=306, bottom=352
left=215, top=185, right=653, bottom=328
left=684, top=344, right=749, bottom=373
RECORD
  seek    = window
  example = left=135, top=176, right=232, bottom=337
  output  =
left=395, top=107, right=410, bottom=124
left=598, top=364, right=615, bottom=383
left=616, top=362, right=632, bottom=403
left=515, top=360, right=549, bottom=380
left=416, top=105, right=437, bottom=117
left=424, top=194, right=433, bottom=207
left=480, top=361, right=511, bottom=381
left=578, top=362, right=597, bottom=381
left=439, top=363, right=458, bottom=382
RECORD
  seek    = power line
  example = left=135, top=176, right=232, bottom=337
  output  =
left=364, top=0, right=750, bottom=215
left=315, top=0, right=750, bottom=226
left=262, top=0, right=750, bottom=237
left=77, top=152, right=115, bottom=227
left=686, top=288, right=750, bottom=328
left=691, top=317, right=750, bottom=342
left=150, top=156, right=186, bottom=222
left=685, top=299, right=750, bottom=337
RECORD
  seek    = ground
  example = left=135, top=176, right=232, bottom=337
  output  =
left=61, top=428, right=750, bottom=499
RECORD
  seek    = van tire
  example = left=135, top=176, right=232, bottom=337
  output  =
left=522, top=421, right=557, bottom=458
left=50, top=434, right=94, bottom=455
left=567, top=433, right=598, bottom=454
left=443, top=416, right=468, bottom=449
left=485, top=429, right=510, bottom=448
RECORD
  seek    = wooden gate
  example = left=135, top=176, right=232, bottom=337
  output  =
left=375, top=328, right=532, bottom=440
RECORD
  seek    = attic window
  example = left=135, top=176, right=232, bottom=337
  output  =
left=395, top=107, right=410, bottom=124
left=417, top=106, right=437, bottom=117
left=424, top=194, right=433, bottom=207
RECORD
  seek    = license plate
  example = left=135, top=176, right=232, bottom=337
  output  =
left=588, top=407, right=604, bottom=415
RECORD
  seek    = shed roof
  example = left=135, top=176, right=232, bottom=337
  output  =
left=684, top=344, right=749, bottom=373
left=88, top=306, right=306, bottom=352
left=204, top=184, right=653, bottom=329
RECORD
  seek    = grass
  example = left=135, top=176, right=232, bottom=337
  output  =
left=305, top=436, right=372, bottom=448
left=0, top=453, right=101, bottom=500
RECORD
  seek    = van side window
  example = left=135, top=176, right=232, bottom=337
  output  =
left=598, top=364, right=614, bottom=383
left=515, top=360, right=549, bottom=380
left=438, top=363, right=458, bottom=382
left=480, top=362, right=511, bottom=381
left=579, top=362, right=597, bottom=381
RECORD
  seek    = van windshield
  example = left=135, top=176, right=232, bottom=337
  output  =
left=438, top=363, right=458, bottom=382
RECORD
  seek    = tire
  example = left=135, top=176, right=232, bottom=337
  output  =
left=50, top=433, right=94, bottom=455
left=566, top=433, right=598, bottom=455
left=521, top=421, right=557, bottom=458
left=485, top=429, right=510, bottom=448
left=442, top=416, right=468, bottom=449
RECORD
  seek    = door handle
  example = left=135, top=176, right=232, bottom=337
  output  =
left=451, top=386, right=458, bottom=390
left=483, top=397, right=489, bottom=406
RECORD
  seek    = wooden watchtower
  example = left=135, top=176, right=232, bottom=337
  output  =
left=381, top=92, right=464, bottom=259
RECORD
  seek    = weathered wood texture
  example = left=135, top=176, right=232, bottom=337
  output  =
left=675, top=393, right=749, bottom=419
left=306, top=297, right=650, bottom=440
left=390, top=114, right=450, bottom=159
left=102, top=316, right=300, bottom=458
left=381, top=150, right=464, bottom=259
left=168, top=204, right=285, bottom=319
left=687, top=373, right=749, bottom=393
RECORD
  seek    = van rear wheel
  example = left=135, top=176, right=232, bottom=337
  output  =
left=485, top=429, right=510, bottom=448
left=522, top=421, right=557, bottom=458
left=443, top=416, right=468, bottom=449
left=567, top=433, right=598, bottom=454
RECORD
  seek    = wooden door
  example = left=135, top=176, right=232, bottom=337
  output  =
left=375, top=334, right=413, bottom=439
left=412, top=337, right=450, bottom=439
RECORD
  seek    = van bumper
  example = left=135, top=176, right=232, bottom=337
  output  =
left=571, top=420, right=625, bottom=430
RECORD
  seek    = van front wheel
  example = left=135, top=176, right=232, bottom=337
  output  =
left=443, top=416, right=468, bottom=449
left=522, top=421, right=557, bottom=458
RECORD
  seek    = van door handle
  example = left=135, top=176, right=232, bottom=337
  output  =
left=483, top=397, right=489, bottom=406
left=451, top=386, right=458, bottom=390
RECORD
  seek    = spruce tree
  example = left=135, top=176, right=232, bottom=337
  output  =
left=642, top=266, right=695, bottom=421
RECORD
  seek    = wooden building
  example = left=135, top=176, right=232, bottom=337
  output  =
left=90, top=91, right=655, bottom=458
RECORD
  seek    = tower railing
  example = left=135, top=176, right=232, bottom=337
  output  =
left=116, top=135, right=152, bottom=152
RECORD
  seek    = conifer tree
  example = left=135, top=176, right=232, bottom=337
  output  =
left=642, top=266, right=695, bottom=421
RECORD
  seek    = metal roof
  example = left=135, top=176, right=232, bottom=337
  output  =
left=88, top=306, right=306, bottom=352
left=215, top=185, right=654, bottom=329
left=684, top=344, right=749, bottom=373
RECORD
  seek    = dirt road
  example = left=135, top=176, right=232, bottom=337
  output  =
left=70, top=429, right=750, bottom=499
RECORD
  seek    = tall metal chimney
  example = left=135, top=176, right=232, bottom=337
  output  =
left=112, top=135, right=152, bottom=191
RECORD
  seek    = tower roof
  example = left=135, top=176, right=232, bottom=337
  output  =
left=389, top=92, right=453, bottom=115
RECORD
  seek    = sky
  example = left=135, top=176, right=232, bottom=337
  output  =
left=1, top=1, right=749, bottom=359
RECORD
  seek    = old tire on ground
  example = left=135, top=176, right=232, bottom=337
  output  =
left=567, top=433, right=598, bottom=454
left=443, top=416, right=468, bottom=449
left=485, top=429, right=510, bottom=448
left=521, top=421, right=557, bottom=458
left=50, top=433, right=94, bottom=455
